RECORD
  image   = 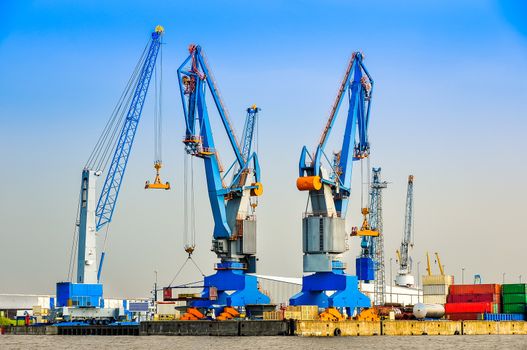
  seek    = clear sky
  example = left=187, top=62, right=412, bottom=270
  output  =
left=0, top=0, right=526, bottom=298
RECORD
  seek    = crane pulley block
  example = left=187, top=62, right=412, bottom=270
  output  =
left=145, top=161, right=170, bottom=190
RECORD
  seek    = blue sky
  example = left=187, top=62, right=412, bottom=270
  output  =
left=0, top=0, right=526, bottom=297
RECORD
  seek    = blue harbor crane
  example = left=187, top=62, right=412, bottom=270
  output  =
left=53, top=26, right=164, bottom=323
left=175, top=44, right=269, bottom=308
left=290, top=52, right=374, bottom=314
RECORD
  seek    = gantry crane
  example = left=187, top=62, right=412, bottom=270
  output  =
left=176, top=44, right=269, bottom=307
left=290, top=52, right=373, bottom=313
left=53, top=26, right=164, bottom=323
left=396, top=175, right=415, bottom=287
left=356, top=168, right=388, bottom=305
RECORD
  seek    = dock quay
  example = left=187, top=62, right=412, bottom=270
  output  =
left=3, top=320, right=527, bottom=337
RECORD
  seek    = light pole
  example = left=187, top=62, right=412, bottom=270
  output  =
left=462, top=267, right=465, bottom=284
left=154, top=270, right=158, bottom=314
left=502, top=272, right=506, bottom=284
left=417, top=261, right=421, bottom=303
left=390, top=258, right=393, bottom=303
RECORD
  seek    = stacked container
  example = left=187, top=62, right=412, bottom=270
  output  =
left=445, top=284, right=501, bottom=320
left=422, top=274, right=454, bottom=304
left=501, top=283, right=527, bottom=316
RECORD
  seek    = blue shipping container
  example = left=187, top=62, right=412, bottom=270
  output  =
left=483, top=313, right=525, bottom=321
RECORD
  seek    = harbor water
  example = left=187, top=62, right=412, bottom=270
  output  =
left=1, top=335, right=527, bottom=349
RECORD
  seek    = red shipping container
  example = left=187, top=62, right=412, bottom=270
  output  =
left=446, top=312, right=481, bottom=321
left=445, top=302, right=495, bottom=313
left=449, top=284, right=501, bottom=295
left=447, top=293, right=500, bottom=303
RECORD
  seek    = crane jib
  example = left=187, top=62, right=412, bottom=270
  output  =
left=95, top=33, right=163, bottom=231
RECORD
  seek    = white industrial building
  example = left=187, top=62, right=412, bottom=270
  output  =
left=256, top=275, right=421, bottom=306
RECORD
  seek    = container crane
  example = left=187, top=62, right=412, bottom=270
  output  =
left=176, top=44, right=269, bottom=308
left=356, top=168, right=388, bottom=305
left=396, top=175, right=415, bottom=287
left=53, top=26, right=164, bottom=323
left=290, top=52, right=373, bottom=313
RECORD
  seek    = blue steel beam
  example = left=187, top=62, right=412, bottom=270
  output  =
left=95, top=29, right=163, bottom=231
left=299, top=52, right=373, bottom=218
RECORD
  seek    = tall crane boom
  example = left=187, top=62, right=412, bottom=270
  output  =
left=396, top=175, right=415, bottom=287
left=54, top=27, right=164, bottom=322
left=176, top=44, right=269, bottom=307
left=96, top=29, right=163, bottom=230
left=290, top=52, right=373, bottom=313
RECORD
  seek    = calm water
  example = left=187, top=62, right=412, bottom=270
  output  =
left=1, top=335, right=527, bottom=349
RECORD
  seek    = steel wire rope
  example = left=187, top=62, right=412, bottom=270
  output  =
left=66, top=191, right=82, bottom=281
left=85, top=40, right=149, bottom=170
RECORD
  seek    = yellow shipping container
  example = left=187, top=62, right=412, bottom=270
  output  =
left=422, top=275, right=454, bottom=286
left=263, top=311, right=283, bottom=320
left=284, top=311, right=302, bottom=320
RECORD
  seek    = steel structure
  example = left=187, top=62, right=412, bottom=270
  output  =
left=176, top=44, right=269, bottom=307
left=396, top=175, right=415, bottom=287
left=289, top=52, right=373, bottom=313
left=55, top=27, right=164, bottom=320
left=356, top=168, right=388, bottom=305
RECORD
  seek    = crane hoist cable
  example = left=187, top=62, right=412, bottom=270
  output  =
left=145, top=43, right=170, bottom=190
left=183, top=151, right=196, bottom=255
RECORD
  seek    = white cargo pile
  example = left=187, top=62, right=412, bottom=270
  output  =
left=422, top=275, right=454, bottom=304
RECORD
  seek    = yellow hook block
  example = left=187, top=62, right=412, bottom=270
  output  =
left=145, top=161, right=170, bottom=190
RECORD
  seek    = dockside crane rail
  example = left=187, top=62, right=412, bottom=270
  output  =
left=290, top=52, right=374, bottom=312
left=396, top=175, right=415, bottom=287
left=58, top=27, right=164, bottom=323
left=175, top=44, right=269, bottom=307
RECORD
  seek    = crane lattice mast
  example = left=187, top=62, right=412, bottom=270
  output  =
left=369, top=168, right=388, bottom=305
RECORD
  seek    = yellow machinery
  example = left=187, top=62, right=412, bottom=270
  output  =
left=216, top=306, right=240, bottom=321
left=425, top=251, right=445, bottom=275
left=145, top=161, right=170, bottom=190
left=319, top=307, right=346, bottom=321
left=352, top=208, right=379, bottom=237
left=426, top=251, right=432, bottom=276
left=180, top=307, right=205, bottom=321
left=435, top=252, right=445, bottom=276
left=354, top=308, right=380, bottom=322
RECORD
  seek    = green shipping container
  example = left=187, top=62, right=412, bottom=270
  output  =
left=502, top=284, right=527, bottom=295
left=502, top=293, right=527, bottom=304
left=502, top=303, right=526, bottom=314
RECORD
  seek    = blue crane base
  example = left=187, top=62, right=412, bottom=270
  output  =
left=191, top=268, right=270, bottom=308
left=289, top=271, right=371, bottom=314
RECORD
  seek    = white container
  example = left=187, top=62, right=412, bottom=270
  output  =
left=423, top=284, right=449, bottom=295
left=423, top=294, right=447, bottom=304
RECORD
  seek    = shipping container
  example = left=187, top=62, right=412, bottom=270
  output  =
left=483, top=313, right=525, bottom=321
left=502, top=284, right=527, bottom=295
left=445, top=302, right=497, bottom=313
left=447, top=293, right=500, bottom=303
left=446, top=312, right=481, bottom=321
left=502, top=303, right=526, bottom=314
left=449, top=284, right=501, bottom=295
left=502, top=293, right=527, bottom=304
left=422, top=275, right=454, bottom=286
left=423, top=294, right=447, bottom=304
left=423, top=284, right=449, bottom=295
